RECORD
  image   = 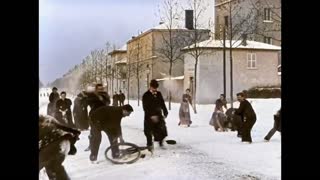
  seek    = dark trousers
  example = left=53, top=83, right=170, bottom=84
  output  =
left=264, top=121, right=281, bottom=140
left=236, top=120, right=243, bottom=137
left=241, top=118, right=256, bottom=142
left=144, top=117, right=168, bottom=146
left=89, top=123, right=120, bottom=159
left=39, top=140, right=70, bottom=180
left=119, top=101, right=124, bottom=106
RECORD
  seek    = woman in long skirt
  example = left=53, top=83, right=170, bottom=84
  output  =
left=179, top=89, right=193, bottom=127
left=210, top=94, right=228, bottom=131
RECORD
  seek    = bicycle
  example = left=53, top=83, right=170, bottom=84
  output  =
left=104, top=140, right=177, bottom=164
left=104, top=142, right=149, bottom=164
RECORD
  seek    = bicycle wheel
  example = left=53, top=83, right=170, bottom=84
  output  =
left=104, top=142, right=141, bottom=164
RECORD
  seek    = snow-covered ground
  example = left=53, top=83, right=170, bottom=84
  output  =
left=39, top=98, right=281, bottom=180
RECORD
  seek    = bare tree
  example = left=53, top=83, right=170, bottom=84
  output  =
left=110, top=44, right=118, bottom=94
left=127, top=52, right=131, bottom=104
left=97, top=49, right=105, bottom=84
left=131, top=41, right=143, bottom=106
left=249, top=0, right=281, bottom=42
left=184, top=0, right=210, bottom=113
left=156, top=0, right=187, bottom=110
left=104, top=42, right=112, bottom=92
left=89, top=50, right=97, bottom=83
left=127, top=36, right=154, bottom=106
left=214, top=0, right=260, bottom=107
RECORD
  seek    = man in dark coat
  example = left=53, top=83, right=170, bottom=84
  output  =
left=47, top=87, right=60, bottom=116
left=264, top=108, right=281, bottom=141
left=119, top=90, right=125, bottom=106
left=73, top=91, right=89, bottom=130
left=55, top=92, right=74, bottom=128
left=85, top=84, right=111, bottom=151
left=39, top=115, right=80, bottom=180
left=142, top=79, right=168, bottom=151
left=88, top=104, right=133, bottom=162
left=112, top=92, right=119, bottom=106
left=233, top=92, right=257, bottom=143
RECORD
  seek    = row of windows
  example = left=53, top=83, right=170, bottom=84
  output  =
left=220, top=7, right=274, bottom=45
left=219, top=7, right=273, bottom=23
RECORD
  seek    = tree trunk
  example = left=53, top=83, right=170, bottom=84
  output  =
left=111, top=70, right=114, bottom=94
left=106, top=57, right=109, bottom=91
left=193, top=60, right=198, bottom=114
left=229, top=4, right=234, bottom=108
left=223, top=26, right=227, bottom=96
left=127, top=64, right=130, bottom=104
left=168, top=62, right=172, bottom=110
left=137, top=67, right=140, bottom=107
left=116, top=67, right=118, bottom=92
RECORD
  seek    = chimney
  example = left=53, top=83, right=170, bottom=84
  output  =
left=241, top=34, right=247, bottom=46
left=185, top=10, right=194, bottom=30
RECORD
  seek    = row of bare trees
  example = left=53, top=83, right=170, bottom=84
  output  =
left=50, top=43, right=119, bottom=95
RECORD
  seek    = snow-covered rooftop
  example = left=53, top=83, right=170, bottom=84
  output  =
left=109, top=44, right=127, bottom=55
left=156, top=75, right=184, bottom=81
left=128, top=21, right=210, bottom=43
left=182, top=39, right=281, bottom=51
left=118, top=44, right=127, bottom=51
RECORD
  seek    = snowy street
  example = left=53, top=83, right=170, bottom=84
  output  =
left=39, top=98, right=281, bottom=180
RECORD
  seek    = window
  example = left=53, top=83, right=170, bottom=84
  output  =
left=247, top=53, right=257, bottom=69
left=224, top=16, right=229, bottom=27
left=264, top=37, right=272, bottom=44
left=264, top=8, right=272, bottom=21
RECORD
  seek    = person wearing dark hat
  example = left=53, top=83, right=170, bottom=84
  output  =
left=88, top=104, right=134, bottom=162
left=142, top=79, right=168, bottom=152
left=233, top=92, right=257, bottom=143
left=47, top=87, right=60, bottom=117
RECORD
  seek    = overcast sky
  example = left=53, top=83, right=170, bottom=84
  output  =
left=39, top=0, right=213, bottom=85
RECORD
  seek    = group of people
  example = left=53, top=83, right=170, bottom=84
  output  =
left=178, top=89, right=281, bottom=144
left=40, top=80, right=281, bottom=179
left=86, top=80, right=169, bottom=158
left=46, top=87, right=127, bottom=130
left=41, top=85, right=134, bottom=179
left=112, top=91, right=126, bottom=106
left=47, top=88, right=74, bottom=128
